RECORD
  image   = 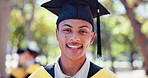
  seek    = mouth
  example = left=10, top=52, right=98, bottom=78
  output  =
left=66, top=43, right=83, bottom=49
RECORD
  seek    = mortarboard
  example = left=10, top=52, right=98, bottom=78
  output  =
left=26, top=41, right=42, bottom=57
left=41, top=0, right=110, bottom=57
left=17, top=49, right=25, bottom=54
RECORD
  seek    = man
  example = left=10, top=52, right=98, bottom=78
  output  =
left=10, top=49, right=27, bottom=78
left=24, top=41, right=42, bottom=77
left=10, top=41, right=42, bottom=78
left=29, top=0, right=117, bottom=78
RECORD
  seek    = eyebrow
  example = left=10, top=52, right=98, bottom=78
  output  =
left=62, top=24, right=73, bottom=28
left=62, top=24, right=89, bottom=29
left=79, top=25, right=89, bottom=29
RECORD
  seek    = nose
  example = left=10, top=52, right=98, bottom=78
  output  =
left=70, top=32, right=80, bottom=42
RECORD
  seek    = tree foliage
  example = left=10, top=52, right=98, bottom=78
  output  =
left=9, top=0, right=60, bottom=63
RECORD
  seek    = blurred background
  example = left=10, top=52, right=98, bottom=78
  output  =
left=0, top=0, right=148, bottom=78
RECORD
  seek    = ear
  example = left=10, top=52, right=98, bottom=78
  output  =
left=90, top=32, right=96, bottom=44
left=56, top=29, right=59, bottom=40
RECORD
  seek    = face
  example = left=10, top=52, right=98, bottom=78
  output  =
left=19, top=52, right=27, bottom=65
left=56, top=19, right=96, bottom=60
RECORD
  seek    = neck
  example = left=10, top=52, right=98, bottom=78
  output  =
left=59, top=56, right=86, bottom=76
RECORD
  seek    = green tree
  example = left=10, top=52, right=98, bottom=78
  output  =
left=9, top=9, right=26, bottom=48
left=9, top=0, right=60, bottom=64
left=119, top=0, right=148, bottom=74
left=104, top=0, right=148, bottom=74
left=11, top=0, right=36, bottom=41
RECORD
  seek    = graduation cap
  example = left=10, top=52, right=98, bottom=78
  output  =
left=17, top=49, right=25, bottom=54
left=26, top=41, right=42, bottom=57
left=41, top=0, right=110, bottom=57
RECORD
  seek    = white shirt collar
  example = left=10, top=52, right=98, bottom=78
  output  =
left=54, top=58, right=90, bottom=78
left=25, top=59, right=35, bottom=67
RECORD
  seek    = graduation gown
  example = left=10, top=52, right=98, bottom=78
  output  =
left=10, top=63, right=41, bottom=78
left=29, top=62, right=117, bottom=78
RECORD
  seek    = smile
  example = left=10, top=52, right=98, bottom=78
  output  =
left=67, top=45, right=82, bottom=49
left=66, top=43, right=83, bottom=49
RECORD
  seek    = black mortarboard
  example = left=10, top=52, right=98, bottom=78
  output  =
left=41, top=0, right=110, bottom=57
left=26, top=41, right=42, bottom=57
left=17, top=49, right=25, bottom=54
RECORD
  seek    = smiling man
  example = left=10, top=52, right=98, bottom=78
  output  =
left=57, top=19, right=95, bottom=61
left=29, top=0, right=117, bottom=78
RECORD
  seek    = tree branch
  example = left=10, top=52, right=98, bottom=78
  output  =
left=120, top=0, right=148, bottom=47
left=133, top=0, right=147, bottom=7
left=120, top=0, right=128, bottom=8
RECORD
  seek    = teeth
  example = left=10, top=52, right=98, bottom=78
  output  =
left=68, top=45, right=81, bottom=49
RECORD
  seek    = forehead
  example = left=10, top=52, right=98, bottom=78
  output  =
left=58, top=19, right=93, bottom=28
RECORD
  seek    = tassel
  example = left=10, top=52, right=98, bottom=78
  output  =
left=97, top=13, right=102, bottom=57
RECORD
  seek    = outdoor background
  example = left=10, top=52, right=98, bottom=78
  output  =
left=0, top=0, right=148, bottom=78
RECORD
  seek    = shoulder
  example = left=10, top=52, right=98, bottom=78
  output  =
left=44, top=64, right=55, bottom=71
left=28, top=66, right=53, bottom=78
left=88, top=62, right=117, bottom=78
left=44, top=64, right=55, bottom=77
left=10, top=67, right=26, bottom=78
left=90, top=62, right=102, bottom=71
left=87, top=62, right=102, bottom=77
left=26, top=63, right=41, bottom=74
left=91, top=67, right=118, bottom=78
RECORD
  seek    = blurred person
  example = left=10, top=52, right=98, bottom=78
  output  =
left=24, top=41, right=42, bottom=77
left=10, top=41, right=42, bottom=78
left=10, top=49, right=27, bottom=78
left=29, top=0, right=117, bottom=78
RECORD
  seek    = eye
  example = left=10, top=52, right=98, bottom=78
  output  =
left=62, top=29, right=71, bottom=33
left=79, top=30, right=88, bottom=34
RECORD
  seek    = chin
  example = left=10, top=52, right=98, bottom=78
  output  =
left=67, top=52, right=85, bottom=60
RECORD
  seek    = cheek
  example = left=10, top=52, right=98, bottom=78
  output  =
left=58, top=32, right=69, bottom=40
left=57, top=34, right=67, bottom=44
left=58, top=35, right=67, bottom=40
left=82, top=36, right=92, bottom=45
